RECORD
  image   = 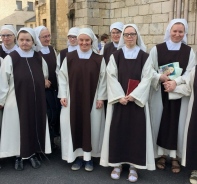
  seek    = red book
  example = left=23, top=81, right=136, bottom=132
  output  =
left=126, top=79, right=140, bottom=96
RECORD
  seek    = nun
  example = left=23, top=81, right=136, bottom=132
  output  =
left=166, top=65, right=197, bottom=183
left=0, top=25, right=18, bottom=58
left=0, top=25, right=18, bottom=141
left=100, top=22, right=124, bottom=115
left=34, top=26, right=61, bottom=150
left=100, top=22, right=124, bottom=65
left=57, top=27, right=80, bottom=69
left=100, top=24, right=155, bottom=182
left=182, top=67, right=197, bottom=183
left=0, top=27, right=51, bottom=171
left=148, top=19, right=196, bottom=173
left=58, top=28, right=107, bottom=172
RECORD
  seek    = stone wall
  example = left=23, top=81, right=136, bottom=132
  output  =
left=50, top=0, right=57, bottom=47
left=25, top=22, right=37, bottom=28
left=75, top=0, right=110, bottom=35
left=55, top=0, right=69, bottom=51
left=74, top=0, right=197, bottom=51
left=35, top=0, right=69, bottom=51
left=35, top=0, right=51, bottom=31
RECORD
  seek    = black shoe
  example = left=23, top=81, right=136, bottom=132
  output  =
left=15, top=158, right=23, bottom=171
left=29, top=156, right=41, bottom=169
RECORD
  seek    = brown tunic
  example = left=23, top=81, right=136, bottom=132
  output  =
left=39, top=46, right=61, bottom=141
left=67, top=50, right=102, bottom=152
left=156, top=42, right=190, bottom=150
left=0, top=45, right=7, bottom=59
left=60, top=48, right=68, bottom=67
left=103, top=42, right=117, bottom=65
left=10, top=51, right=46, bottom=158
left=109, top=49, right=148, bottom=165
left=39, top=46, right=58, bottom=90
left=186, top=66, right=197, bottom=169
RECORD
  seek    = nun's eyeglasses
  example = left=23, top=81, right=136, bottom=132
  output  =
left=123, top=33, right=137, bottom=38
left=68, top=36, right=77, bottom=39
left=0, top=34, right=14, bottom=38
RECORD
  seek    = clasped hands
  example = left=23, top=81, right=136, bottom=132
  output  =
left=159, top=74, right=177, bottom=92
left=119, top=95, right=135, bottom=105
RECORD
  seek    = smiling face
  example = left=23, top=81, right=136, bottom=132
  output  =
left=123, top=26, right=137, bottom=49
left=111, top=28, right=121, bottom=44
left=78, top=34, right=92, bottom=52
left=0, top=29, right=15, bottom=48
left=170, top=23, right=185, bottom=43
left=17, top=32, right=34, bottom=52
left=39, top=29, right=51, bottom=46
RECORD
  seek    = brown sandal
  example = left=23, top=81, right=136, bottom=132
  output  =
left=156, top=156, right=166, bottom=170
left=171, top=158, right=181, bottom=173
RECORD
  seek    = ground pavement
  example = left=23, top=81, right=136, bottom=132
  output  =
left=0, top=141, right=191, bottom=184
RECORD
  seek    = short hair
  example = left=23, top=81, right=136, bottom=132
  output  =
left=101, top=33, right=109, bottom=41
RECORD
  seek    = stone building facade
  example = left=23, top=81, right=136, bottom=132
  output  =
left=73, top=0, right=197, bottom=51
left=55, top=0, right=70, bottom=51
left=25, top=16, right=36, bottom=28
left=35, top=0, right=197, bottom=52
left=0, top=0, right=36, bottom=31
left=35, top=0, right=58, bottom=48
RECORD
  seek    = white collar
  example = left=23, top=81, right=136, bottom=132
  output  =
left=122, top=45, right=140, bottom=59
left=40, top=46, right=50, bottom=54
left=16, top=47, right=34, bottom=58
left=68, top=45, right=79, bottom=52
left=77, top=48, right=92, bottom=59
left=166, top=40, right=181, bottom=50
left=2, top=43, right=18, bottom=54
left=113, top=42, right=119, bottom=48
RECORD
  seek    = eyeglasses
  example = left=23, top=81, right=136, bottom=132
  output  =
left=68, top=35, right=77, bottom=39
left=123, top=33, right=137, bottom=38
left=0, top=34, right=14, bottom=38
left=111, top=31, right=121, bottom=35
left=39, top=34, right=51, bottom=39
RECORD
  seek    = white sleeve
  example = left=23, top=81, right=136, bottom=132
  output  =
left=174, top=48, right=196, bottom=85
left=107, top=54, right=125, bottom=104
left=97, top=58, right=107, bottom=100
left=0, top=55, right=13, bottom=106
left=131, top=56, right=153, bottom=107
left=42, top=57, right=49, bottom=79
left=147, top=46, right=161, bottom=90
left=56, top=53, right=61, bottom=76
left=169, top=66, right=195, bottom=99
left=58, top=58, right=69, bottom=98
